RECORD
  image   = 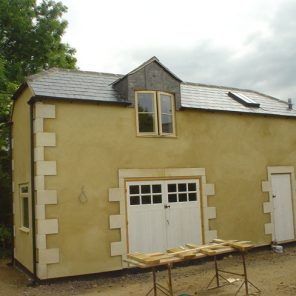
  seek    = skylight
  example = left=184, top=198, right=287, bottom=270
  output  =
left=228, top=91, right=260, bottom=108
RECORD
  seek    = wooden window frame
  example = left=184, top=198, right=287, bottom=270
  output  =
left=135, top=91, right=158, bottom=136
left=157, top=92, right=176, bottom=136
left=19, top=184, right=30, bottom=231
left=135, top=91, right=176, bottom=137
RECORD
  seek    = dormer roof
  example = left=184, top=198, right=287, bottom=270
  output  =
left=112, top=56, right=182, bottom=86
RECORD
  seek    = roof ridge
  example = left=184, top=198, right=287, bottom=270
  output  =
left=128, top=56, right=159, bottom=75
left=27, top=68, right=124, bottom=81
left=46, top=68, right=124, bottom=77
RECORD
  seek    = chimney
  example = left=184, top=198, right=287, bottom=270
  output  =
left=288, top=98, right=293, bottom=110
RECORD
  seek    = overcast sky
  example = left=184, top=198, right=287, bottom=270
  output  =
left=59, top=0, right=295, bottom=100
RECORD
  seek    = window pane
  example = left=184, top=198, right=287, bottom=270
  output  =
left=138, top=113, right=155, bottom=133
left=161, top=114, right=173, bottom=133
left=179, top=193, right=187, bottom=202
left=141, top=185, right=151, bottom=194
left=153, top=195, right=162, bottom=204
left=160, top=95, right=172, bottom=114
left=130, top=196, right=140, bottom=205
left=188, top=183, right=197, bottom=191
left=130, top=185, right=139, bottom=194
left=168, top=194, right=177, bottom=203
left=23, top=197, right=29, bottom=228
left=142, top=195, right=151, bottom=204
left=168, top=184, right=176, bottom=192
left=189, top=193, right=197, bottom=201
left=178, top=183, right=187, bottom=192
left=138, top=93, right=154, bottom=112
left=21, top=186, right=29, bottom=194
left=152, top=184, right=161, bottom=193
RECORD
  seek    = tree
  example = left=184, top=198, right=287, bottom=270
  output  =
left=0, top=0, right=77, bottom=226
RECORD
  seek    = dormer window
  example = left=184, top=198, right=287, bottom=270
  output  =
left=135, top=91, right=175, bottom=136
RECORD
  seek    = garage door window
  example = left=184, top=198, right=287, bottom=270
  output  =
left=168, top=182, right=198, bottom=203
left=129, top=183, right=163, bottom=205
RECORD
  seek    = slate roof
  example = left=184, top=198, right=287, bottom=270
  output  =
left=15, top=67, right=296, bottom=118
left=25, top=68, right=126, bottom=104
left=181, top=83, right=296, bottom=117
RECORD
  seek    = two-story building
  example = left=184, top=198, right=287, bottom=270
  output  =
left=11, top=57, right=296, bottom=280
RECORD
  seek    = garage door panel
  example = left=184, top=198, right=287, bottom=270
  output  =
left=128, top=208, right=166, bottom=252
left=167, top=205, right=202, bottom=248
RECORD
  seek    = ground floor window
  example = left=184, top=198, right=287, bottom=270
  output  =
left=19, top=184, right=29, bottom=229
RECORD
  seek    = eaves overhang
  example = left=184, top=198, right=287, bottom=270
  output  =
left=27, top=95, right=132, bottom=106
left=180, top=105, right=296, bottom=118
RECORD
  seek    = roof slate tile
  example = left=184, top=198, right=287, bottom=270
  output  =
left=25, top=68, right=296, bottom=117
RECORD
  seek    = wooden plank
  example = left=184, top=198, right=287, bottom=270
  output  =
left=211, top=239, right=239, bottom=245
left=211, top=238, right=225, bottom=244
left=185, top=243, right=221, bottom=250
left=228, top=242, right=254, bottom=252
left=127, top=253, right=161, bottom=265
left=211, top=239, right=254, bottom=251
left=127, top=252, right=174, bottom=265
left=146, top=252, right=164, bottom=257
left=124, top=258, right=146, bottom=267
left=212, top=247, right=235, bottom=254
left=195, top=252, right=207, bottom=259
left=208, top=245, right=231, bottom=250
left=175, top=251, right=197, bottom=259
left=167, top=246, right=198, bottom=259
left=185, top=243, right=202, bottom=249
left=237, top=241, right=252, bottom=244
left=126, top=238, right=254, bottom=267
left=200, top=248, right=217, bottom=256
left=167, top=247, right=187, bottom=253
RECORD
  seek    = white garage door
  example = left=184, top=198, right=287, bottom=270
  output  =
left=126, top=179, right=203, bottom=253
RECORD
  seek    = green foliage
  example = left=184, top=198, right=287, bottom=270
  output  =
left=0, top=224, right=12, bottom=253
left=0, top=0, right=77, bottom=81
left=0, top=0, right=77, bottom=226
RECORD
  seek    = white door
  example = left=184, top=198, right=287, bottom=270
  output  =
left=271, top=174, right=295, bottom=242
left=126, top=179, right=203, bottom=253
left=127, top=181, right=167, bottom=253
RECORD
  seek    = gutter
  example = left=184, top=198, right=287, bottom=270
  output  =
left=28, top=95, right=132, bottom=106
left=8, top=120, right=14, bottom=266
left=29, top=102, right=37, bottom=284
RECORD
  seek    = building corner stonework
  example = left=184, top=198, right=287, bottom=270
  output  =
left=34, top=102, right=59, bottom=279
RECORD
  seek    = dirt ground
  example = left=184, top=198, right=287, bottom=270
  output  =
left=1, top=244, right=296, bottom=296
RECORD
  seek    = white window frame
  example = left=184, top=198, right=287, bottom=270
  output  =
left=19, top=184, right=30, bottom=231
left=135, top=91, right=176, bottom=136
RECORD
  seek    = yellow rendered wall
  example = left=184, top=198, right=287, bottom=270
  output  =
left=43, top=100, right=296, bottom=278
left=12, top=88, right=33, bottom=271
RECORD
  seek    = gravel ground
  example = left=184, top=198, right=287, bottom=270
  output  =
left=1, top=244, right=296, bottom=296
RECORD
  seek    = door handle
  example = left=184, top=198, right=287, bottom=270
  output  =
left=164, top=204, right=171, bottom=209
left=272, top=194, right=276, bottom=198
